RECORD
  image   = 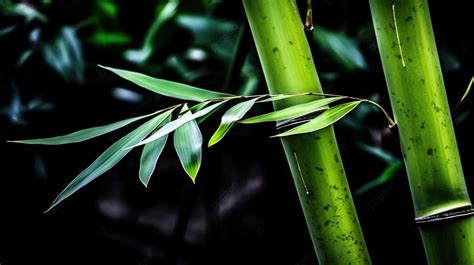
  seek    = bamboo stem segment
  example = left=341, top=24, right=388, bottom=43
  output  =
left=369, top=0, right=474, bottom=263
left=243, top=1, right=371, bottom=264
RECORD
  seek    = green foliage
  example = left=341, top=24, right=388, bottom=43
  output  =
left=44, top=27, right=84, bottom=83
left=128, top=101, right=227, bottom=149
left=139, top=115, right=171, bottom=188
left=313, top=27, right=367, bottom=71
left=17, top=26, right=85, bottom=83
left=100, top=65, right=232, bottom=101
left=1, top=2, right=48, bottom=22
left=97, top=0, right=118, bottom=18
left=124, top=0, right=181, bottom=64
left=176, top=15, right=238, bottom=46
left=241, top=97, right=344, bottom=124
left=88, top=32, right=132, bottom=46
left=208, top=97, right=260, bottom=147
left=354, top=144, right=402, bottom=196
left=174, top=105, right=203, bottom=182
left=9, top=108, right=164, bottom=145
left=45, top=108, right=174, bottom=211
left=273, top=101, right=362, bottom=137
left=10, top=66, right=392, bottom=211
left=456, top=76, right=473, bottom=109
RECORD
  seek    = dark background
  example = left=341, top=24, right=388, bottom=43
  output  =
left=0, top=0, right=472, bottom=264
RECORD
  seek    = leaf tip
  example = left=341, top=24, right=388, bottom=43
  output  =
left=138, top=174, right=148, bottom=188
left=186, top=169, right=198, bottom=184
left=141, top=181, right=149, bottom=188
left=207, top=134, right=221, bottom=147
left=207, top=140, right=217, bottom=148
left=43, top=202, right=57, bottom=214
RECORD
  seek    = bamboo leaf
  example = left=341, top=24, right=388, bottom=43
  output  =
left=354, top=160, right=402, bottom=196
left=241, top=97, right=344, bottom=124
left=358, top=143, right=397, bottom=163
left=190, top=101, right=210, bottom=124
left=124, top=0, right=180, bottom=63
left=174, top=106, right=203, bottom=182
left=208, top=98, right=259, bottom=147
left=8, top=109, right=168, bottom=145
left=139, top=115, right=172, bottom=188
left=313, top=26, right=367, bottom=71
left=100, top=65, right=233, bottom=101
left=456, top=76, right=473, bottom=108
left=127, top=101, right=227, bottom=149
left=189, top=101, right=210, bottom=113
left=46, top=109, right=174, bottom=212
left=258, top=94, right=303, bottom=103
left=273, top=101, right=361, bottom=137
left=190, top=101, right=225, bottom=124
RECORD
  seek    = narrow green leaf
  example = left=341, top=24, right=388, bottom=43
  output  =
left=127, top=101, right=227, bottom=149
left=45, top=109, right=174, bottom=212
left=124, top=0, right=180, bottom=63
left=258, top=94, right=303, bottom=103
left=189, top=101, right=224, bottom=124
left=8, top=109, right=167, bottom=145
left=139, top=115, right=172, bottom=188
left=189, top=101, right=210, bottom=113
left=313, top=26, right=367, bottom=71
left=354, top=160, right=402, bottom=196
left=241, top=97, right=344, bottom=124
left=456, top=76, right=473, bottom=108
left=100, top=65, right=233, bottom=101
left=273, top=101, right=361, bottom=137
left=358, top=143, right=397, bottom=163
left=196, top=101, right=226, bottom=124
left=208, top=98, right=260, bottom=147
left=174, top=106, right=203, bottom=182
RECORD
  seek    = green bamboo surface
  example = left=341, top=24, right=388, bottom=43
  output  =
left=370, top=0, right=474, bottom=263
left=243, top=0, right=371, bottom=264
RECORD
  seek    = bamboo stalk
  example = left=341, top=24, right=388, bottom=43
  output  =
left=369, top=0, right=474, bottom=263
left=243, top=1, right=371, bottom=263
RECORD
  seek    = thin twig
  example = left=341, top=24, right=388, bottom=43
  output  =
left=304, top=0, right=314, bottom=31
left=294, top=152, right=310, bottom=195
left=392, top=4, right=406, bottom=68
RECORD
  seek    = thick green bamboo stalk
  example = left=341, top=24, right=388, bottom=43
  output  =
left=243, top=1, right=371, bottom=264
left=369, top=0, right=474, bottom=263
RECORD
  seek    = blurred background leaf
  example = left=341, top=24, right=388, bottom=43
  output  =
left=313, top=26, right=367, bottom=71
left=124, top=0, right=180, bottom=64
left=42, top=26, right=85, bottom=83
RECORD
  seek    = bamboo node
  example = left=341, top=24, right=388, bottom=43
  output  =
left=415, top=205, right=474, bottom=224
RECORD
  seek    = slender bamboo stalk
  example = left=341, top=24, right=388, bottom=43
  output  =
left=243, top=1, right=371, bottom=263
left=369, top=0, right=474, bottom=263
